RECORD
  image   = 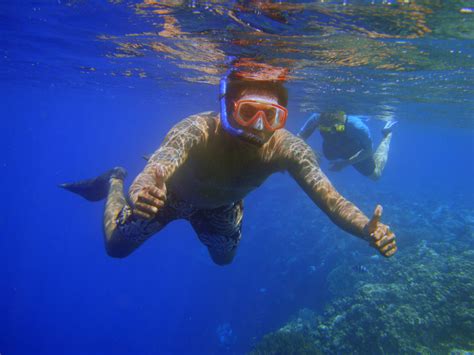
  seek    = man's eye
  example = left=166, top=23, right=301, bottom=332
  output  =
left=240, top=104, right=258, bottom=118
left=264, top=108, right=276, bottom=120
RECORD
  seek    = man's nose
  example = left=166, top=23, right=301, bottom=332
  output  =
left=252, top=112, right=265, bottom=130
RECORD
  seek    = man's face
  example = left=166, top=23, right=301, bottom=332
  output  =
left=230, top=91, right=287, bottom=146
left=319, top=112, right=346, bottom=133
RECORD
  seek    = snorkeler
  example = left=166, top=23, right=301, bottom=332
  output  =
left=298, top=111, right=397, bottom=179
left=61, top=59, right=397, bottom=265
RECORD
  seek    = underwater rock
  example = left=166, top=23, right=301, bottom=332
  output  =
left=252, top=238, right=474, bottom=354
left=250, top=329, right=322, bottom=355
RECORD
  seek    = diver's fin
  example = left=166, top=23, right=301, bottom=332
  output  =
left=382, top=120, right=398, bottom=137
left=59, top=167, right=127, bottom=201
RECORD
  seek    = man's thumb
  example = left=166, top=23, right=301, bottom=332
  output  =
left=367, top=204, right=383, bottom=233
left=155, top=166, right=166, bottom=187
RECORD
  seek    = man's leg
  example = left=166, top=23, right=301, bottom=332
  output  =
left=103, top=176, right=146, bottom=257
left=190, top=201, right=244, bottom=266
left=105, top=176, right=182, bottom=257
left=371, top=132, right=392, bottom=180
left=61, top=168, right=172, bottom=257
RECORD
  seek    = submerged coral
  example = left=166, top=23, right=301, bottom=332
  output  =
left=252, top=236, right=474, bottom=353
left=250, top=330, right=321, bottom=355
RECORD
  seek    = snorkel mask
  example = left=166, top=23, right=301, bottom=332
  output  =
left=319, top=123, right=345, bottom=133
left=220, top=57, right=289, bottom=145
left=319, top=111, right=346, bottom=133
left=233, top=98, right=288, bottom=131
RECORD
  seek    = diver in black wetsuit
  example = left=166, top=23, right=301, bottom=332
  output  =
left=299, top=111, right=397, bottom=179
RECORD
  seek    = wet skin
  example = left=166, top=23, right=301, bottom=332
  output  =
left=130, top=110, right=397, bottom=258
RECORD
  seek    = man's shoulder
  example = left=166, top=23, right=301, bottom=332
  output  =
left=272, top=128, right=297, bottom=143
left=347, top=115, right=369, bottom=131
left=347, top=115, right=365, bottom=125
left=269, top=129, right=319, bottom=166
left=177, top=111, right=219, bottom=131
left=185, top=111, right=219, bottom=122
left=271, top=129, right=312, bottom=153
left=164, top=112, right=219, bottom=140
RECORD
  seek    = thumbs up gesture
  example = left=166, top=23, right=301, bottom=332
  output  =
left=365, top=205, right=397, bottom=257
left=132, top=166, right=168, bottom=220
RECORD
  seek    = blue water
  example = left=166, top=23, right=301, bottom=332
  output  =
left=2, top=1, right=473, bottom=354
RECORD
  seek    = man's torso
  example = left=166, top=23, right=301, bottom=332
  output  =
left=166, top=113, right=286, bottom=209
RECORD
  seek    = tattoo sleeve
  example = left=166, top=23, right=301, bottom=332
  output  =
left=278, top=131, right=370, bottom=239
left=129, top=112, right=216, bottom=202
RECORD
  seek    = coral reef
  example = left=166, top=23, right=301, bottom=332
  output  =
left=250, top=330, right=321, bottom=355
left=251, top=193, right=474, bottom=354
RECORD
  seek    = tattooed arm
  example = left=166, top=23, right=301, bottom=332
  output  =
left=128, top=112, right=217, bottom=218
left=275, top=130, right=397, bottom=256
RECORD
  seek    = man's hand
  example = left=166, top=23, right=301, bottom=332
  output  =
left=329, top=159, right=349, bottom=172
left=132, top=167, right=167, bottom=220
left=365, top=205, right=397, bottom=257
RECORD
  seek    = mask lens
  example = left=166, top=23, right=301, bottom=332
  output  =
left=263, top=107, right=278, bottom=126
left=320, top=124, right=344, bottom=133
left=239, top=103, right=259, bottom=122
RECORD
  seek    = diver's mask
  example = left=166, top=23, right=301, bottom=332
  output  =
left=233, top=98, right=288, bottom=132
left=319, top=123, right=345, bottom=133
left=319, top=111, right=347, bottom=133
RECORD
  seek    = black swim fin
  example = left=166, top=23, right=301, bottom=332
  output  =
left=59, top=167, right=127, bottom=201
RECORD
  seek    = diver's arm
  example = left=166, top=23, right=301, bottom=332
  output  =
left=330, top=148, right=373, bottom=171
left=347, top=148, right=372, bottom=165
left=278, top=132, right=370, bottom=238
left=129, top=112, right=216, bottom=204
left=297, top=113, right=320, bottom=140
